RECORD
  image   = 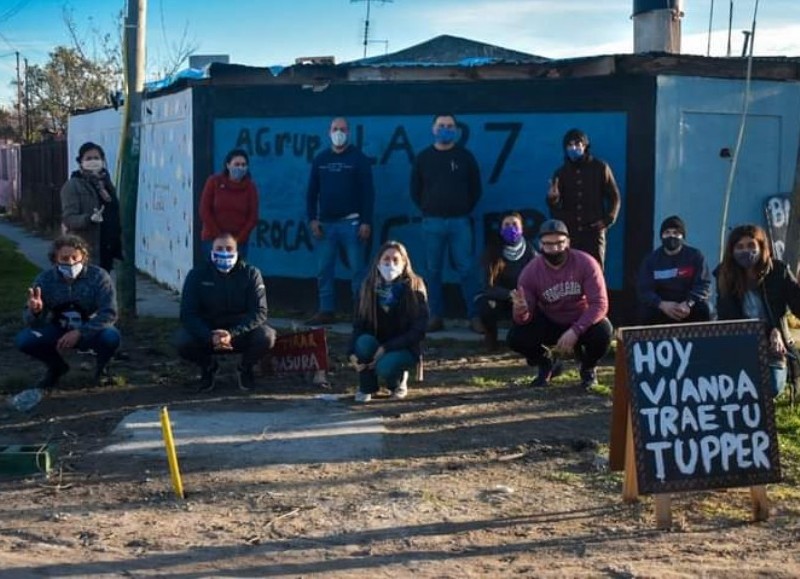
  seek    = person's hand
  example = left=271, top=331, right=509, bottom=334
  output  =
left=90, top=206, right=105, bottom=223
left=547, top=178, right=560, bottom=203
left=555, top=328, right=578, bottom=353
left=510, top=289, right=528, bottom=314
left=349, top=354, right=367, bottom=372
left=367, top=346, right=386, bottom=369
left=56, top=329, right=81, bottom=351
left=770, top=328, right=786, bottom=357
left=27, top=287, right=43, bottom=314
left=358, top=223, right=371, bottom=241
left=590, top=219, right=607, bottom=231
left=212, top=329, right=233, bottom=351
left=658, top=301, right=688, bottom=321
left=310, top=220, right=323, bottom=239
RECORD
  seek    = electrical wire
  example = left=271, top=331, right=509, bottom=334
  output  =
left=718, top=0, right=761, bottom=262
left=707, top=0, right=716, bottom=56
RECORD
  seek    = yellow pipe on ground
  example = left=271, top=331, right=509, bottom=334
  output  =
left=160, top=406, right=185, bottom=499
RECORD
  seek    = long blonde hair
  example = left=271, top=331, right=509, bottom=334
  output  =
left=357, top=241, right=427, bottom=333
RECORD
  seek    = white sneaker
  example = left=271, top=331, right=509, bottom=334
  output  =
left=390, top=372, right=409, bottom=400
left=354, top=391, right=372, bottom=403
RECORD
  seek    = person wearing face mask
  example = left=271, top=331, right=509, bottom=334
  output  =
left=14, top=235, right=121, bottom=390
left=199, top=148, right=259, bottom=259
left=474, top=212, right=536, bottom=351
left=507, top=219, right=612, bottom=390
left=349, top=241, right=429, bottom=403
left=636, top=215, right=711, bottom=325
left=411, top=113, right=482, bottom=333
left=175, top=232, right=276, bottom=393
left=716, top=224, right=800, bottom=397
left=306, top=117, right=375, bottom=326
left=60, top=142, right=123, bottom=272
left=546, top=128, right=620, bottom=270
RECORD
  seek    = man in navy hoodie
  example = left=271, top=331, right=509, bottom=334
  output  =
left=306, top=117, right=375, bottom=325
left=636, top=215, right=711, bottom=325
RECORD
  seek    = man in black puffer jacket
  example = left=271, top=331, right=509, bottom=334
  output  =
left=175, top=233, right=276, bottom=392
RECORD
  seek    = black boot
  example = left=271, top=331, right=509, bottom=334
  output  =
left=237, top=364, right=255, bottom=392
left=197, top=361, right=219, bottom=393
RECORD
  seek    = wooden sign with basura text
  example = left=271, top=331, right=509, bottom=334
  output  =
left=622, top=320, right=781, bottom=494
left=270, top=328, right=329, bottom=374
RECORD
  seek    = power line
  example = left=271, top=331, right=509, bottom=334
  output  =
left=350, top=0, right=393, bottom=59
left=0, top=0, right=31, bottom=25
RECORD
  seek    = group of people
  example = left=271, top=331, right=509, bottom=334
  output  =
left=11, top=123, right=800, bottom=401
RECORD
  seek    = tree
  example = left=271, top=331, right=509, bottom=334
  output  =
left=25, top=46, right=114, bottom=134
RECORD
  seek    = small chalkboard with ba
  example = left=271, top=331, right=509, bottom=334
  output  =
left=609, top=320, right=781, bottom=528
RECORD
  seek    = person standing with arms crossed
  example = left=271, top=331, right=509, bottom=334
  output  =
left=306, top=117, right=375, bottom=326
left=411, top=113, right=482, bottom=333
left=546, top=128, right=621, bottom=270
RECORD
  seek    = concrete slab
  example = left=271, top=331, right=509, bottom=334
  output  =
left=98, top=402, right=385, bottom=466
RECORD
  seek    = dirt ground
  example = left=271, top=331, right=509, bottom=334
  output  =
left=1, top=321, right=799, bottom=578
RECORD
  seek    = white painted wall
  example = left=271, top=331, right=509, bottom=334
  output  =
left=136, top=90, right=194, bottom=290
left=67, top=108, right=124, bottom=179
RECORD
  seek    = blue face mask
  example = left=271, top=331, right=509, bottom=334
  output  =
left=211, top=251, right=238, bottom=272
left=566, top=146, right=584, bottom=162
left=229, top=166, right=248, bottom=181
left=434, top=127, right=457, bottom=145
left=57, top=262, right=83, bottom=279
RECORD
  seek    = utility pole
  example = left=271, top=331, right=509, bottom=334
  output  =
left=15, top=51, right=22, bottom=141
left=117, top=0, right=147, bottom=319
left=351, top=0, right=393, bottom=59
left=726, top=0, right=734, bottom=57
left=23, top=58, right=30, bottom=143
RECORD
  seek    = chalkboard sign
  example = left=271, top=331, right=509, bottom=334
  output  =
left=764, top=194, right=791, bottom=262
left=622, top=320, right=781, bottom=494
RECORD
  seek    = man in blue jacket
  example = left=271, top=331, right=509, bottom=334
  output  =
left=15, top=234, right=121, bottom=389
left=636, top=215, right=711, bottom=325
left=175, top=233, right=277, bottom=392
left=306, top=116, right=375, bottom=325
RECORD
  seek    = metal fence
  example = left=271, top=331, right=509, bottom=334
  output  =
left=19, top=140, right=67, bottom=233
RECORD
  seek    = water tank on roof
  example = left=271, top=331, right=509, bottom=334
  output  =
left=633, top=0, right=684, bottom=54
left=633, top=0, right=682, bottom=16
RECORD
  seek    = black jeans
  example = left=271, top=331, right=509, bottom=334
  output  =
left=571, top=228, right=606, bottom=270
left=475, top=295, right=513, bottom=335
left=507, top=314, right=613, bottom=370
left=174, top=324, right=277, bottom=369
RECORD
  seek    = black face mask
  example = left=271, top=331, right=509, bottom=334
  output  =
left=661, top=236, right=683, bottom=252
left=543, top=250, right=568, bottom=266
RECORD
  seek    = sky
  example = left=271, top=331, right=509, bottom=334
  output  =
left=0, top=0, right=799, bottom=108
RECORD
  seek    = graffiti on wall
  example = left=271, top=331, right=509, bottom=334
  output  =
left=215, top=112, right=628, bottom=289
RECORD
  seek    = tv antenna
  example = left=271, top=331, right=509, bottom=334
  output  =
left=351, top=0, right=393, bottom=58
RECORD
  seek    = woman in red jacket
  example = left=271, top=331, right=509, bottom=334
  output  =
left=199, top=149, right=259, bottom=259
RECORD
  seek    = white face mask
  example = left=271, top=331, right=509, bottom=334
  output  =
left=57, top=262, right=84, bottom=279
left=330, top=130, right=348, bottom=147
left=81, top=159, right=104, bottom=173
left=378, top=263, right=403, bottom=282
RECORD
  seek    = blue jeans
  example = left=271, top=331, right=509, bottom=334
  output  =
left=770, top=363, right=787, bottom=397
left=15, top=324, right=121, bottom=373
left=316, top=218, right=365, bottom=312
left=354, top=334, right=417, bottom=394
left=422, top=216, right=479, bottom=318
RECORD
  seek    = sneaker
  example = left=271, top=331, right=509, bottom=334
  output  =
left=305, top=311, right=336, bottom=326
left=197, top=361, right=219, bottom=393
left=484, top=328, right=499, bottom=351
left=390, top=372, right=409, bottom=400
left=530, top=359, right=564, bottom=388
left=580, top=367, right=599, bottom=390
left=94, top=365, right=114, bottom=387
left=354, top=391, right=372, bottom=403
left=237, top=364, right=256, bottom=392
left=35, top=362, right=70, bottom=390
left=426, top=316, right=444, bottom=333
left=77, top=348, right=97, bottom=356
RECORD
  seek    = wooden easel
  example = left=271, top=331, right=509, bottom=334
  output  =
left=609, top=333, right=771, bottom=529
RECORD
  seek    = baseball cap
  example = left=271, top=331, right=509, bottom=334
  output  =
left=538, top=219, right=570, bottom=238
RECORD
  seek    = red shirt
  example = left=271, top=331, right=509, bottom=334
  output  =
left=513, top=249, right=608, bottom=336
left=199, top=173, right=259, bottom=243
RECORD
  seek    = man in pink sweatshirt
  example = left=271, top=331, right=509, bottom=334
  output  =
left=508, top=219, right=612, bottom=389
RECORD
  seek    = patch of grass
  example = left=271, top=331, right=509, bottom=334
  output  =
left=775, top=397, right=800, bottom=485
left=542, top=470, right=582, bottom=484
left=468, top=375, right=507, bottom=389
left=0, top=236, right=39, bottom=323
